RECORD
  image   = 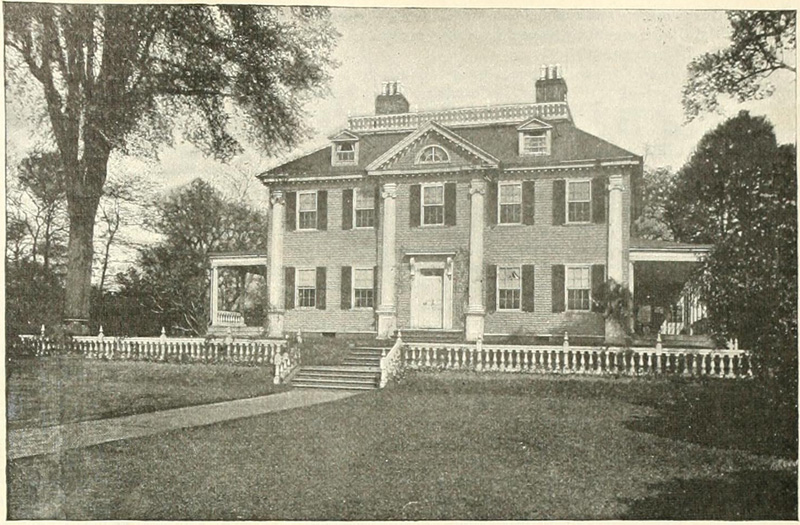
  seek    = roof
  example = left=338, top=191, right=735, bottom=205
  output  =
left=630, top=238, right=712, bottom=251
left=259, top=115, right=640, bottom=182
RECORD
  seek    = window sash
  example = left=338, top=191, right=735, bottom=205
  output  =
left=497, top=266, right=521, bottom=310
left=420, top=145, right=448, bottom=163
left=354, top=289, right=374, bottom=308
left=336, top=143, right=355, bottom=162
left=522, top=133, right=547, bottom=154
left=354, top=189, right=375, bottom=228
left=297, top=269, right=316, bottom=288
left=298, top=192, right=317, bottom=212
left=567, top=181, right=591, bottom=223
left=297, top=288, right=316, bottom=308
left=353, top=268, right=374, bottom=308
left=422, top=184, right=445, bottom=225
left=566, top=267, right=591, bottom=311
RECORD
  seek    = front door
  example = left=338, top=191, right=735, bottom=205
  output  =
left=414, top=269, right=444, bottom=329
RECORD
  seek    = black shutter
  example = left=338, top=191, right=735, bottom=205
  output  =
left=552, top=180, right=565, bottom=226
left=410, top=184, right=421, bottom=227
left=284, top=267, right=295, bottom=310
left=552, top=265, right=565, bottom=313
left=522, top=265, right=535, bottom=312
left=591, top=264, right=606, bottom=312
left=373, top=265, right=379, bottom=308
left=592, top=177, right=606, bottom=224
left=486, top=264, right=497, bottom=313
left=342, top=189, right=353, bottom=230
left=374, top=185, right=381, bottom=228
left=487, top=181, right=498, bottom=226
left=285, top=191, right=296, bottom=231
left=522, top=181, right=535, bottom=225
left=316, top=267, right=326, bottom=310
left=341, top=266, right=352, bottom=310
left=317, top=190, right=328, bottom=230
left=444, top=182, right=457, bottom=226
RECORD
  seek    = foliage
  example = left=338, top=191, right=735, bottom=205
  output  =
left=4, top=4, right=337, bottom=325
left=592, top=278, right=633, bottom=333
left=683, top=11, right=796, bottom=120
left=117, top=179, right=269, bottom=336
left=5, top=259, right=65, bottom=337
left=632, top=167, right=676, bottom=240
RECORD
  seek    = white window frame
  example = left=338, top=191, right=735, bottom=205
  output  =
left=353, top=188, right=375, bottom=229
left=296, top=190, right=318, bottom=231
left=295, top=267, right=317, bottom=309
left=332, top=141, right=358, bottom=166
left=519, top=130, right=551, bottom=156
left=421, top=182, right=446, bottom=227
left=497, top=265, right=522, bottom=311
left=416, top=145, right=450, bottom=164
left=565, top=265, right=592, bottom=312
left=498, top=181, right=523, bottom=225
left=566, top=179, right=592, bottom=224
left=352, top=266, right=375, bottom=309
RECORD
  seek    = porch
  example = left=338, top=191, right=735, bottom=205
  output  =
left=208, top=252, right=269, bottom=337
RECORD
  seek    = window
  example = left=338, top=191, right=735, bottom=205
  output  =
left=422, top=184, right=445, bottom=225
left=354, top=189, right=375, bottom=228
left=498, top=267, right=521, bottom=310
left=566, top=266, right=591, bottom=311
left=353, top=268, right=374, bottom=308
left=567, top=180, right=591, bottom=223
left=499, top=182, right=522, bottom=224
left=335, top=142, right=356, bottom=163
left=298, top=191, right=317, bottom=230
left=521, top=131, right=549, bottom=156
left=418, top=145, right=449, bottom=164
left=296, top=268, right=316, bottom=308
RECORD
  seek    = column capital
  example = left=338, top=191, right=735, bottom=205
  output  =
left=381, top=182, right=398, bottom=200
left=608, top=174, right=625, bottom=192
left=469, top=179, right=486, bottom=196
left=270, top=188, right=285, bottom=206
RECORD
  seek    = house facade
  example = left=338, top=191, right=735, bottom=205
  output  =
left=253, top=66, right=644, bottom=342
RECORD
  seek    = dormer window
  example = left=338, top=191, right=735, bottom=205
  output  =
left=335, top=142, right=357, bottom=164
left=417, top=145, right=449, bottom=164
left=329, top=130, right=360, bottom=166
left=517, top=117, right=553, bottom=157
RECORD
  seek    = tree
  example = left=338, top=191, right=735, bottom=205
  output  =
left=632, top=167, right=676, bottom=241
left=684, top=11, right=796, bottom=120
left=5, top=5, right=336, bottom=331
left=673, top=112, right=797, bottom=386
left=116, top=179, right=269, bottom=335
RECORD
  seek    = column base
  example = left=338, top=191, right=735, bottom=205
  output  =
left=465, top=308, right=485, bottom=342
left=376, top=306, right=397, bottom=339
left=268, top=311, right=285, bottom=338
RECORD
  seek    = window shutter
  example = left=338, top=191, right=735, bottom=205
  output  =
left=284, top=267, right=295, bottom=310
left=552, top=180, right=565, bottom=226
left=486, top=264, right=497, bottom=313
left=374, top=186, right=381, bottom=228
left=285, top=191, right=296, bottom=231
left=444, top=182, right=457, bottom=226
left=317, top=190, right=328, bottom=230
left=410, top=184, right=421, bottom=227
left=342, top=189, right=353, bottom=230
left=523, top=181, right=536, bottom=225
left=552, top=264, right=565, bottom=313
left=316, top=267, right=327, bottom=310
left=373, top=265, right=379, bottom=307
left=591, top=264, right=605, bottom=312
left=341, top=266, right=352, bottom=310
left=522, top=265, right=535, bottom=312
left=592, top=177, right=606, bottom=224
left=486, top=181, right=498, bottom=226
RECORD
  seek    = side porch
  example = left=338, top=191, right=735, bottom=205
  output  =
left=208, top=252, right=269, bottom=337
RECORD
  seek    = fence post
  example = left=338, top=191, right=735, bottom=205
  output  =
left=655, top=331, right=663, bottom=352
left=160, top=327, right=167, bottom=361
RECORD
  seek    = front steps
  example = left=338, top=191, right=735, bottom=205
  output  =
left=291, top=346, right=385, bottom=390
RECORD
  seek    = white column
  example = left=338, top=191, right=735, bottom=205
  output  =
left=465, top=176, right=486, bottom=341
left=377, top=182, right=397, bottom=339
left=268, top=189, right=285, bottom=337
left=628, top=260, right=636, bottom=333
left=210, top=265, right=219, bottom=326
left=607, top=174, right=625, bottom=283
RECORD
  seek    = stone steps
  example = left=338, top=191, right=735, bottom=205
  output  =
left=291, top=347, right=384, bottom=391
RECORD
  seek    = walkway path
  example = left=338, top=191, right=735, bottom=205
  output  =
left=7, top=389, right=357, bottom=460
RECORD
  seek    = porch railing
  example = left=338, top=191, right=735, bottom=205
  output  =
left=402, top=334, right=752, bottom=379
left=215, top=310, right=245, bottom=326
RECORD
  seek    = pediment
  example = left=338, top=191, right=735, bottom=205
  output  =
left=517, top=117, right=553, bottom=131
left=328, top=129, right=360, bottom=142
left=366, top=121, right=499, bottom=172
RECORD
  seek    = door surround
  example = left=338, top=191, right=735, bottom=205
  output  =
left=409, top=254, right=454, bottom=329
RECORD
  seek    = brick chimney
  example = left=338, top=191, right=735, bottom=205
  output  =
left=375, top=81, right=410, bottom=115
left=535, top=64, right=567, bottom=103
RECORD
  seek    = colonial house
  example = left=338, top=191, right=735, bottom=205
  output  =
left=208, top=65, right=709, bottom=344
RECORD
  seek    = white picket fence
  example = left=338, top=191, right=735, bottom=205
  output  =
left=17, top=327, right=299, bottom=384
left=401, top=336, right=752, bottom=379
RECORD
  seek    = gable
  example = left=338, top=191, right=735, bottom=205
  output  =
left=382, top=134, right=476, bottom=171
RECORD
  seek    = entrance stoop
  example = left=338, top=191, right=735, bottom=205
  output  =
left=290, top=347, right=385, bottom=390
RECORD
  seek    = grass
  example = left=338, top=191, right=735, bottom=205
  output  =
left=6, top=355, right=284, bottom=430
left=7, top=372, right=797, bottom=520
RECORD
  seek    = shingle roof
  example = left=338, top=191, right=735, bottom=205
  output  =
left=260, top=118, right=639, bottom=181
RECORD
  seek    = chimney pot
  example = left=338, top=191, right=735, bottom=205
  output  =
left=539, top=65, right=547, bottom=80
left=375, top=80, right=410, bottom=115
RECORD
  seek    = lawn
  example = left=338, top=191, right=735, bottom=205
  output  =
left=7, top=372, right=797, bottom=520
left=6, top=355, right=283, bottom=430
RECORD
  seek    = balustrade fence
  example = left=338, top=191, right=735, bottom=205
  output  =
left=17, top=328, right=298, bottom=383
left=401, top=340, right=752, bottom=379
